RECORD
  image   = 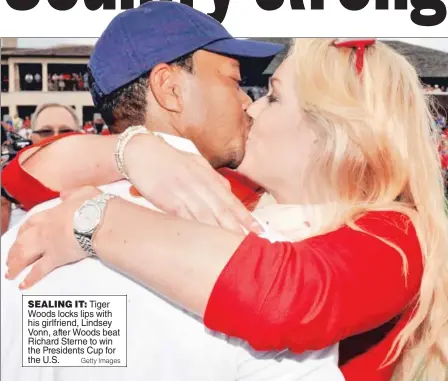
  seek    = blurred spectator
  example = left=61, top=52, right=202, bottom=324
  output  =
left=4, top=117, right=13, bottom=129
left=101, top=125, right=111, bottom=135
left=24, top=73, right=33, bottom=84
left=93, top=114, right=106, bottom=135
left=2, top=120, right=13, bottom=132
left=1, top=124, right=7, bottom=146
left=52, top=73, right=59, bottom=89
left=435, top=113, right=447, bottom=129
left=30, top=103, right=81, bottom=144
left=58, top=77, right=66, bottom=91
left=23, top=116, right=31, bottom=129
left=83, top=72, right=89, bottom=90
left=1, top=122, right=34, bottom=234
left=78, top=74, right=84, bottom=90
left=18, top=121, right=32, bottom=140
left=83, top=121, right=95, bottom=134
left=13, top=114, right=23, bottom=131
left=440, top=135, right=448, bottom=196
left=441, top=142, right=448, bottom=169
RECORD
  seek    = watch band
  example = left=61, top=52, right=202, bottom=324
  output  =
left=92, top=192, right=118, bottom=208
left=75, top=232, right=98, bottom=256
left=74, top=193, right=118, bottom=257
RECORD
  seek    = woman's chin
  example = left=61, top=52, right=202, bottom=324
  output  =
left=237, top=151, right=253, bottom=178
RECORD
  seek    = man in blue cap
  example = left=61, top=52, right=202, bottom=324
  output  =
left=88, top=0, right=280, bottom=169
left=2, top=1, right=283, bottom=232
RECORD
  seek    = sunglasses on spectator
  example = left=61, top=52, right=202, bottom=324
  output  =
left=33, top=127, right=76, bottom=138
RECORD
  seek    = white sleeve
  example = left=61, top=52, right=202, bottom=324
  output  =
left=233, top=339, right=345, bottom=381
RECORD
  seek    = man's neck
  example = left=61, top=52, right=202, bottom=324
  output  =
left=147, top=117, right=182, bottom=138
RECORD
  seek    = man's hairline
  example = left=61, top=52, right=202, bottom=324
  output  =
left=32, top=104, right=80, bottom=131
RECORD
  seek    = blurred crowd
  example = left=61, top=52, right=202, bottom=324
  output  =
left=438, top=114, right=448, bottom=195
left=424, top=84, right=448, bottom=94
left=47, top=72, right=90, bottom=92
left=4, top=72, right=91, bottom=92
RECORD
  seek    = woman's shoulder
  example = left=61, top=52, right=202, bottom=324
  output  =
left=342, top=210, right=422, bottom=260
left=354, top=210, right=416, bottom=237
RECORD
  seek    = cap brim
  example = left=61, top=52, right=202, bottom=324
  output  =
left=203, top=38, right=284, bottom=59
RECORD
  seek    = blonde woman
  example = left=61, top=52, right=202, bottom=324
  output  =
left=7, top=39, right=448, bottom=381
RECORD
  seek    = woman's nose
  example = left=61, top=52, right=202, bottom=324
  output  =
left=246, top=98, right=262, bottom=119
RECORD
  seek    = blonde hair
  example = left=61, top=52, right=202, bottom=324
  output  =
left=261, top=39, right=448, bottom=381
left=31, top=103, right=80, bottom=131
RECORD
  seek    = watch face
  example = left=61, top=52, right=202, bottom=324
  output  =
left=74, top=202, right=102, bottom=235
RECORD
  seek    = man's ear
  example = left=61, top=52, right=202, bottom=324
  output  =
left=149, top=63, right=183, bottom=113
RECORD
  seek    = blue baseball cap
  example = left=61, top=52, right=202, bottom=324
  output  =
left=89, top=1, right=284, bottom=105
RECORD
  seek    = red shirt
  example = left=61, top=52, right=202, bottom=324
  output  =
left=204, top=211, right=423, bottom=381
left=2, top=134, right=424, bottom=381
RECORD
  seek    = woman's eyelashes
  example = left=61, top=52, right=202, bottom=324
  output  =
left=267, top=94, right=279, bottom=104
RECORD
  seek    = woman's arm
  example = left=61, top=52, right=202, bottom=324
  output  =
left=8, top=188, right=423, bottom=353
left=21, top=134, right=121, bottom=192
left=95, top=197, right=244, bottom=315
left=1, top=133, right=121, bottom=210
left=2, top=133, right=260, bottom=231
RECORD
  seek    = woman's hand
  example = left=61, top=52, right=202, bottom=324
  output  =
left=5, top=186, right=102, bottom=289
left=125, top=134, right=263, bottom=234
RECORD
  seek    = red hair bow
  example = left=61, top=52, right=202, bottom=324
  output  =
left=334, top=38, right=376, bottom=74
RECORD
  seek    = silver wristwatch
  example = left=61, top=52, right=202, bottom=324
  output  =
left=73, top=193, right=118, bottom=256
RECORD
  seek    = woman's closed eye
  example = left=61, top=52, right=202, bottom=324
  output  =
left=267, top=94, right=279, bottom=104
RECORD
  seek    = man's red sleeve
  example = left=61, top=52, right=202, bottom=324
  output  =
left=203, top=211, right=423, bottom=352
left=2, top=133, right=79, bottom=211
